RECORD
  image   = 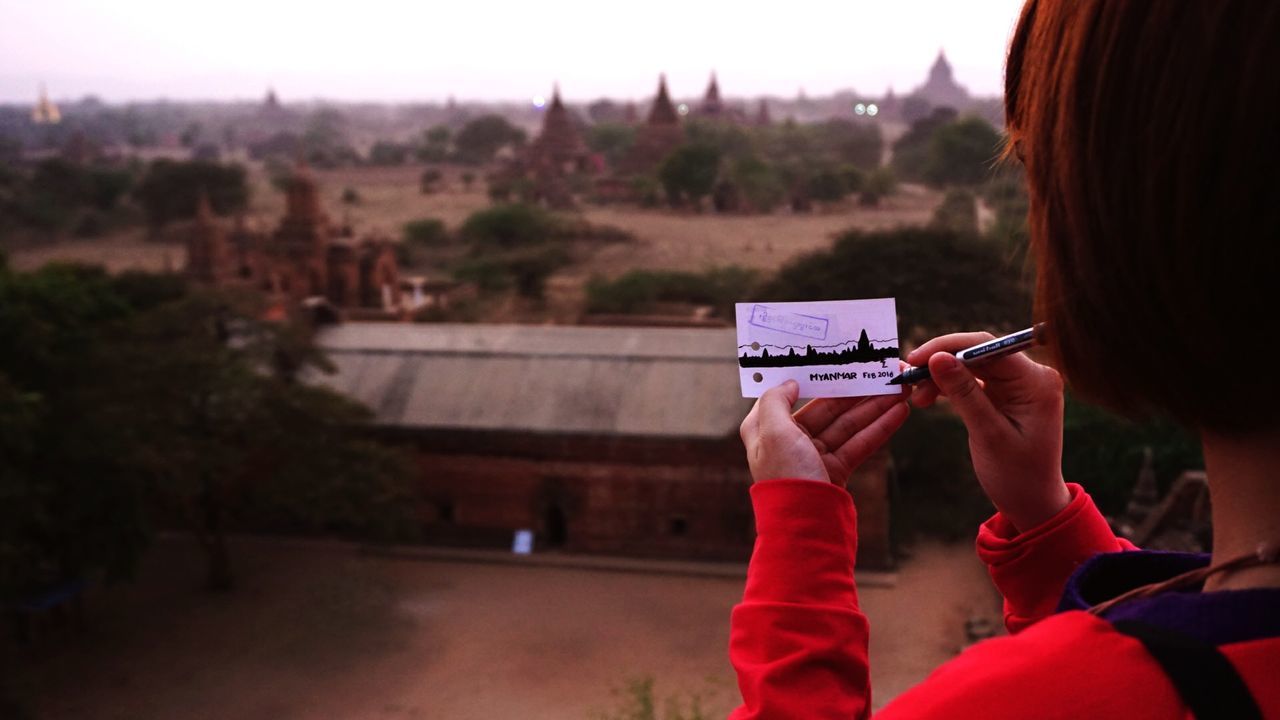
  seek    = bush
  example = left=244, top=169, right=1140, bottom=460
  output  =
left=420, top=168, right=443, bottom=194
left=404, top=218, right=449, bottom=246
left=586, top=266, right=757, bottom=318
left=930, top=188, right=978, bottom=235
left=396, top=218, right=450, bottom=267
left=459, top=203, right=558, bottom=250
left=859, top=167, right=897, bottom=207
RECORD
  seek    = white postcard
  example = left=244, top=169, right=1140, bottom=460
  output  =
left=736, top=298, right=901, bottom=398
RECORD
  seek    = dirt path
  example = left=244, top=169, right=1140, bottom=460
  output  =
left=14, top=536, right=998, bottom=719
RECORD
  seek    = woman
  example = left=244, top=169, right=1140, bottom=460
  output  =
left=729, top=1, right=1280, bottom=717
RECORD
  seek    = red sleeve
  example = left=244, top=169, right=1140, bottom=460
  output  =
left=975, top=482, right=1137, bottom=634
left=728, top=479, right=871, bottom=720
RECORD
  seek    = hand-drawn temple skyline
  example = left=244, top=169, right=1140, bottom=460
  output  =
left=738, top=328, right=899, bottom=368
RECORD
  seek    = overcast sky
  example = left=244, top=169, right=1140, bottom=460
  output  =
left=0, top=0, right=1027, bottom=104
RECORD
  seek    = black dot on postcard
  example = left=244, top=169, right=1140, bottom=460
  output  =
left=750, top=342, right=760, bottom=351
left=752, top=372, right=763, bottom=383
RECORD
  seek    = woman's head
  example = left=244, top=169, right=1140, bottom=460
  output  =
left=1006, top=0, right=1280, bottom=432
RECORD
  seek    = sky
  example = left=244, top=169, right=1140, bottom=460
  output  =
left=0, top=0, right=1027, bottom=104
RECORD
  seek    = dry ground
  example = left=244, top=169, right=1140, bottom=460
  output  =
left=6, top=164, right=942, bottom=303
left=13, top=536, right=998, bottom=720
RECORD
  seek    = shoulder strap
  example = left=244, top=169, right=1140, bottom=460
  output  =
left=1111, top=620, right=1262, bottom=720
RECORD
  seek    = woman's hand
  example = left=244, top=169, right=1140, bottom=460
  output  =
left=907, top=333, right=1071, bottom=533
left=740, top=380, right=910, bottom=484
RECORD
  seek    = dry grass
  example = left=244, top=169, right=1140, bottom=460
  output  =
left=5, top=163, right=942, bottom=324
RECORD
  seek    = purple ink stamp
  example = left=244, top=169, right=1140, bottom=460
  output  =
left=749, top=304, right=830, bottom=341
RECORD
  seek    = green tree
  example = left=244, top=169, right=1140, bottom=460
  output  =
left=459, top=203, right=558, bottom=250
left=368, top=140, right=411, bottom=166
left=658, top=144, right=722, bottom=209
left=133, top=159, right=248, bottom=229
left=729, top=156, right=785, bottom=213
left=891, top=107, right=959, bottom=182
left=925, top=116, right=1003, bottom=187
left=817, top=119, right=883, bottom=170
left=0, top=264, right=418, bottom=597
left=805, top=168, right=848, bottom=204
left=759, top=227, right=1030, bottom=337
left=454, top=115, right=527, bottom=164
left=417, top=124, right=452, bottom=162
left=587, top=122, right=637, bottom=167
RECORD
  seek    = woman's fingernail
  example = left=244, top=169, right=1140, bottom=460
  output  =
left=934, top=353, right=959, bottom=373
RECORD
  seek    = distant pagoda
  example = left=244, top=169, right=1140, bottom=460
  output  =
left=523, top=85, right=592, bottom=209
left=527, top=86, right=590, bottom=175
left=620, top=74, right=684, bottom=174
left=909, top=49, right=971, bottom=110
left=31, top=84, right=61, bottom=125
left=699, top=73, right=725, bottom=117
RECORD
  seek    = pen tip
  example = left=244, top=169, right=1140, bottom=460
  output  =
left=886, top=376, right=903, bottom=386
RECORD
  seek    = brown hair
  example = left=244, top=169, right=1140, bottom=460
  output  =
left=1005, top=0, right=1280, bottom=432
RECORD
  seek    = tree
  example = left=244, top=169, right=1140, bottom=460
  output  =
left=459, top=203, right=558, bottom=250
left=368, top=140, right=411, bottom=166
left=759, top=227, right=1030, bottom=337
left=925, top=117, right=1003, bottom=187
left=134, top=159, right=248, bottom=229
left=805, top=168, right=848, bottom=204
left=587, top=122, right=636, bottom=167
left=417, top=125, right=452, bottom=162
left=453, top=115, right=526, bottom=164
left=729, top=156, right=785, bottom=213
left=859, top=167, right=898, bottom=207
left=930, top=188, right=979, bottom=235
left=658, top=144, right=722, bottom=209
left=100, top=289, right=418, bottom=590
left=817, top=119, right=883, bottom=170
left=0, top=263, right=418, bottom=597
left=891, top=107, right=959, bottom=182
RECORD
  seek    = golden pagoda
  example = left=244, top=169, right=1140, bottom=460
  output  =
left=32, top=85, right=61, bottom=125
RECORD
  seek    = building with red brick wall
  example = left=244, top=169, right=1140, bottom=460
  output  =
left=185, top=163, right=401, bottom=313
left=313, top=322, right=894, bottom=567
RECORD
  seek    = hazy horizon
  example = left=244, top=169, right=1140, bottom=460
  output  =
left=1, top=0, right=1025, bottom=105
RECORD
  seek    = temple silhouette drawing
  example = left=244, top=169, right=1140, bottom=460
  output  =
left=738, top=329, right=899, bottom=368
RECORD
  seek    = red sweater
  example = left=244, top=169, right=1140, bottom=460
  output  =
left=728, top=480, right=1280, bottom=719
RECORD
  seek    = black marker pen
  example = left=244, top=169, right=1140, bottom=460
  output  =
left=888, top=323, right=1047, bottom=386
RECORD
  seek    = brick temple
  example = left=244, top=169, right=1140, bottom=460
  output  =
left=185, top=163, right=402, bottom=314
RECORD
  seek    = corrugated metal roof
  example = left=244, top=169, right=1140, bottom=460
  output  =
left=312, top=323, right=751, bottom=439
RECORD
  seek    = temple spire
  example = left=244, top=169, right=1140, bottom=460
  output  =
left=648, top=74, right=679, bottom=125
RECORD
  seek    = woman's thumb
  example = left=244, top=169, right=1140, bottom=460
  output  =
left=928, top=353, right=1001, bottom=427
